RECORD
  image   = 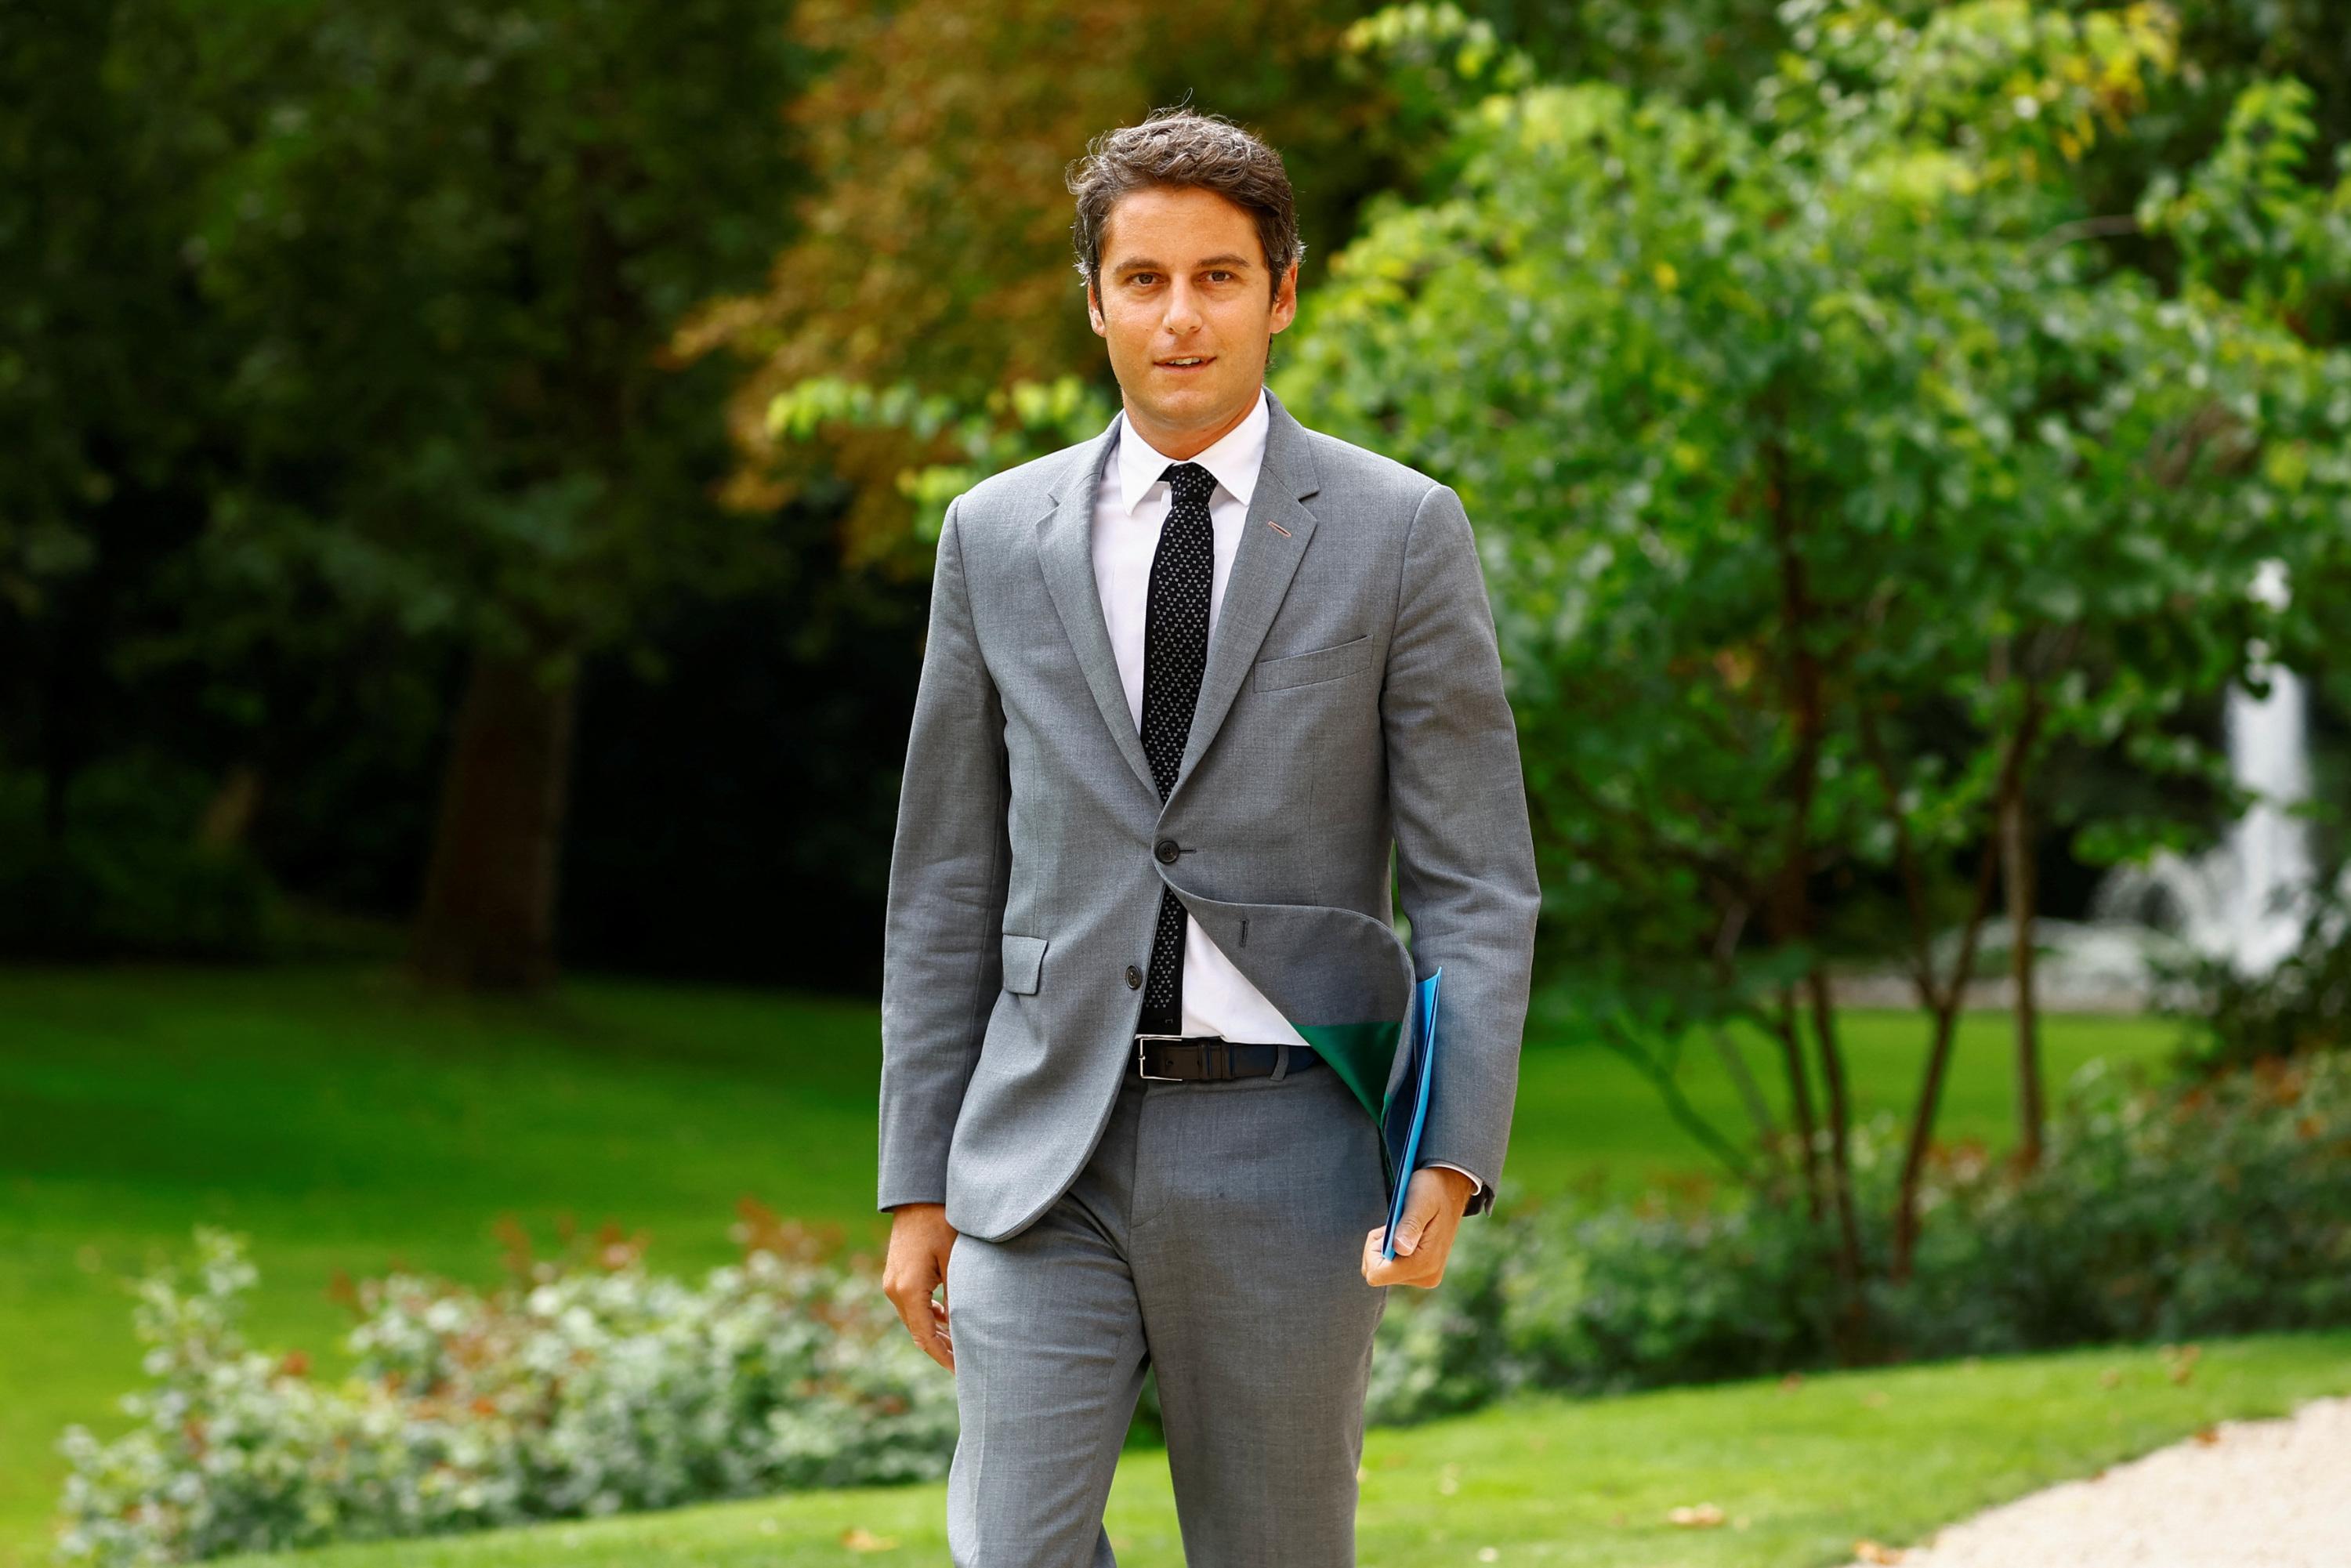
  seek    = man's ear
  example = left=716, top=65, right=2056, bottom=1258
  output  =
left=1269, top=260, right=1300, bottom=334
left=1086, top=279, right=1107, bottom=337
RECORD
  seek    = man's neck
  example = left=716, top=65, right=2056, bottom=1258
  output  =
left=1120, top=390, right=1260, bottom=462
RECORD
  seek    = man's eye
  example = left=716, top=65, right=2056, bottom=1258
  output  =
left=1208, top=271, right=1235, bottom=282
left=1128, top=273, right=1157, bottom=286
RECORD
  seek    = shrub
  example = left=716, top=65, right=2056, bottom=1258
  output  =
left=55, top=1219, right=955, bottom=1566
left=1369, top=1051, right=2351, bottom=1418
left=1886, top=1053, right=2351, bottom=1348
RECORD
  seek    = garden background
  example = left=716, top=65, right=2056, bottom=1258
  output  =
left=6, top=2, right=2351, bottom=1565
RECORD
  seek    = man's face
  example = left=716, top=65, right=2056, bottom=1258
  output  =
left=1087, top=184, right=1299, bottom=461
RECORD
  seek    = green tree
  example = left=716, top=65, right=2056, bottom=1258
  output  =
left=173, top=3, right=813, bottom=987
left=0, top=2, right=225, bottom=839
left=1283, top=0, right=2351, bottom=1345
left=1458, top=0, right=1792, bottom=108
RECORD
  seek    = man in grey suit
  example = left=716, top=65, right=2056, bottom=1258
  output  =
left=877, top=106, right=1540, bottom=1566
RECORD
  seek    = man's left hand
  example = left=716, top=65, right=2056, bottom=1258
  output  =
left=1361, top=1165, right=1475, bottom=1288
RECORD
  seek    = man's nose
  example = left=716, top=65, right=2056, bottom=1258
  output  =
left=1161, top=281, right=1204, bottom=335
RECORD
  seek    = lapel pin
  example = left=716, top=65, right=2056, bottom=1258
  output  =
left=1263, top=518, right=1291, bottom=537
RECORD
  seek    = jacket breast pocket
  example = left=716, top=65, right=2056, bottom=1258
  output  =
left=1252, top=634, right=1371, bottom=693
left=1000, top=932, right=1049, bottom=994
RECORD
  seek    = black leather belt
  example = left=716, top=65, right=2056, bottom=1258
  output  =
left=1136, top=1034, right=1320, bottom=1082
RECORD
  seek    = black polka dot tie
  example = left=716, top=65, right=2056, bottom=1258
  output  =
left=1138, top=460, right=1216, bottom=1033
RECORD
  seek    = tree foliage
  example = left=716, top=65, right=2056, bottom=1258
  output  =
left=676, top=0, right=1413, bottom=567
left=1282, top=0, right=2351, bottom=1313
left=179, top=3, right=811, bottom=662
left=0, top=2, right=232, bottom=832
left=2, top=2, right=820, bottom=986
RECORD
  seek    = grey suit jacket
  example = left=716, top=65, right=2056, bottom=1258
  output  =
left=877, top=386, right=1540, bottom=1244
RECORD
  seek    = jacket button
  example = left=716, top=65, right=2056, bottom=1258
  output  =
left=1125, top=965, right=1143, bottom=989
left=1154, top=838, right=1180, bottom=864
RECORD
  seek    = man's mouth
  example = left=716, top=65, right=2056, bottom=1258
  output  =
left=1156, top=355, right=1214, bottom=371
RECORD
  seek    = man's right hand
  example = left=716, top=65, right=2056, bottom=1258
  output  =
left=882, top=1202, right=959, bottom=1373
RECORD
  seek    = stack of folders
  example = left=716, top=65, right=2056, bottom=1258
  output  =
left=1378, top=966, right=1441, bottom=1262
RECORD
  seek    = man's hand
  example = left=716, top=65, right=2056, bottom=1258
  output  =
left=882, top=1202, right=959, bottom=1372
left=1361, top=1165, right=1476, bottom=1288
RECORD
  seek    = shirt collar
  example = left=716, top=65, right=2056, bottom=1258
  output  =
left=1110, top=386, right=1270, bottom=517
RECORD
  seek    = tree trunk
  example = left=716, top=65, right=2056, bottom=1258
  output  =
left=1989, top=636, right=2047, bottom=1170
left=1759, top=422, right=1866, bottom=1353
left=2002, top=780, right=2046, bottom=1171
left=1892, top=1000, right=1963, bottom=1280
left=1804, top=966, right=1867, bottom=1341
left=1892, top=773, right=2023, bottom=1280
left=410, top=647, right=578, bottom=991
left=197, top=763, right=263, bottom=852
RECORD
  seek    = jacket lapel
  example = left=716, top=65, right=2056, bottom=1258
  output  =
left=1031, top=388, right=1324, bottom=811
left=1035, top=417, right=1161, bottom=800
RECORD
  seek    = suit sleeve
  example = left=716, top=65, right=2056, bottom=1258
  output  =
left=1383, top=482, right=1541, bottom=1218
left=876, top=496, right=1013, bottom=1211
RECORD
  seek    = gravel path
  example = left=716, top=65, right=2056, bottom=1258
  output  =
left=1835, top=1394, right=2351, bottom=1567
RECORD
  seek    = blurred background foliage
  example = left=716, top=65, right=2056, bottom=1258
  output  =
left=4, top=0, right=2350, bottom=1017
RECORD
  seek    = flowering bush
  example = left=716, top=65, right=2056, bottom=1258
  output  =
left=56, top=1213, right=955, bottom=1566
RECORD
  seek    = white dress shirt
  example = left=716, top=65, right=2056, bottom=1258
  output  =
left=1089, top=386, right=1483, bottom=1200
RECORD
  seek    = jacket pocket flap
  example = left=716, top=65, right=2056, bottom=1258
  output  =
left=1252, top=634, right=1371, bottom=693
left=1000, top=932, right=1049, bottom=994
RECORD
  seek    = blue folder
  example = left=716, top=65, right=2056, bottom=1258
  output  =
left=1378, top=966, right=1442, bottom=1262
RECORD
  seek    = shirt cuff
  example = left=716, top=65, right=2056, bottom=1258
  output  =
left=1422, top=1160, right=1483, bottom=1197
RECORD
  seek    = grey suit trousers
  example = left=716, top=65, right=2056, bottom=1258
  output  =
left=944, top=1049, right=1391, bottom=1567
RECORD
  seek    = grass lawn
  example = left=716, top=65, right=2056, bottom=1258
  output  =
left=190, top=1330, right=2351, bottom=1568
left=1, top=961, right=2188, bottom=1566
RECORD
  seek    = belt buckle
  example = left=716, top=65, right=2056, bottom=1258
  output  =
left=1136, top=1033, right=1186, bottom=1081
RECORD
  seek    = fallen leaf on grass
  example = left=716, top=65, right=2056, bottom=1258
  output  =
left=1854, top=1540, right=1905, bottom=1563
left=841, top=1526, right=897, bottom=1552
left=1668, top=1503, right=1725, bottom=1528
left=2193, top=1425, right=2221, bottom=1445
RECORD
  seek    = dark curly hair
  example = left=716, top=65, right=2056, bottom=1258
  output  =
left=1065, top=106, right=1304, bottom=305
